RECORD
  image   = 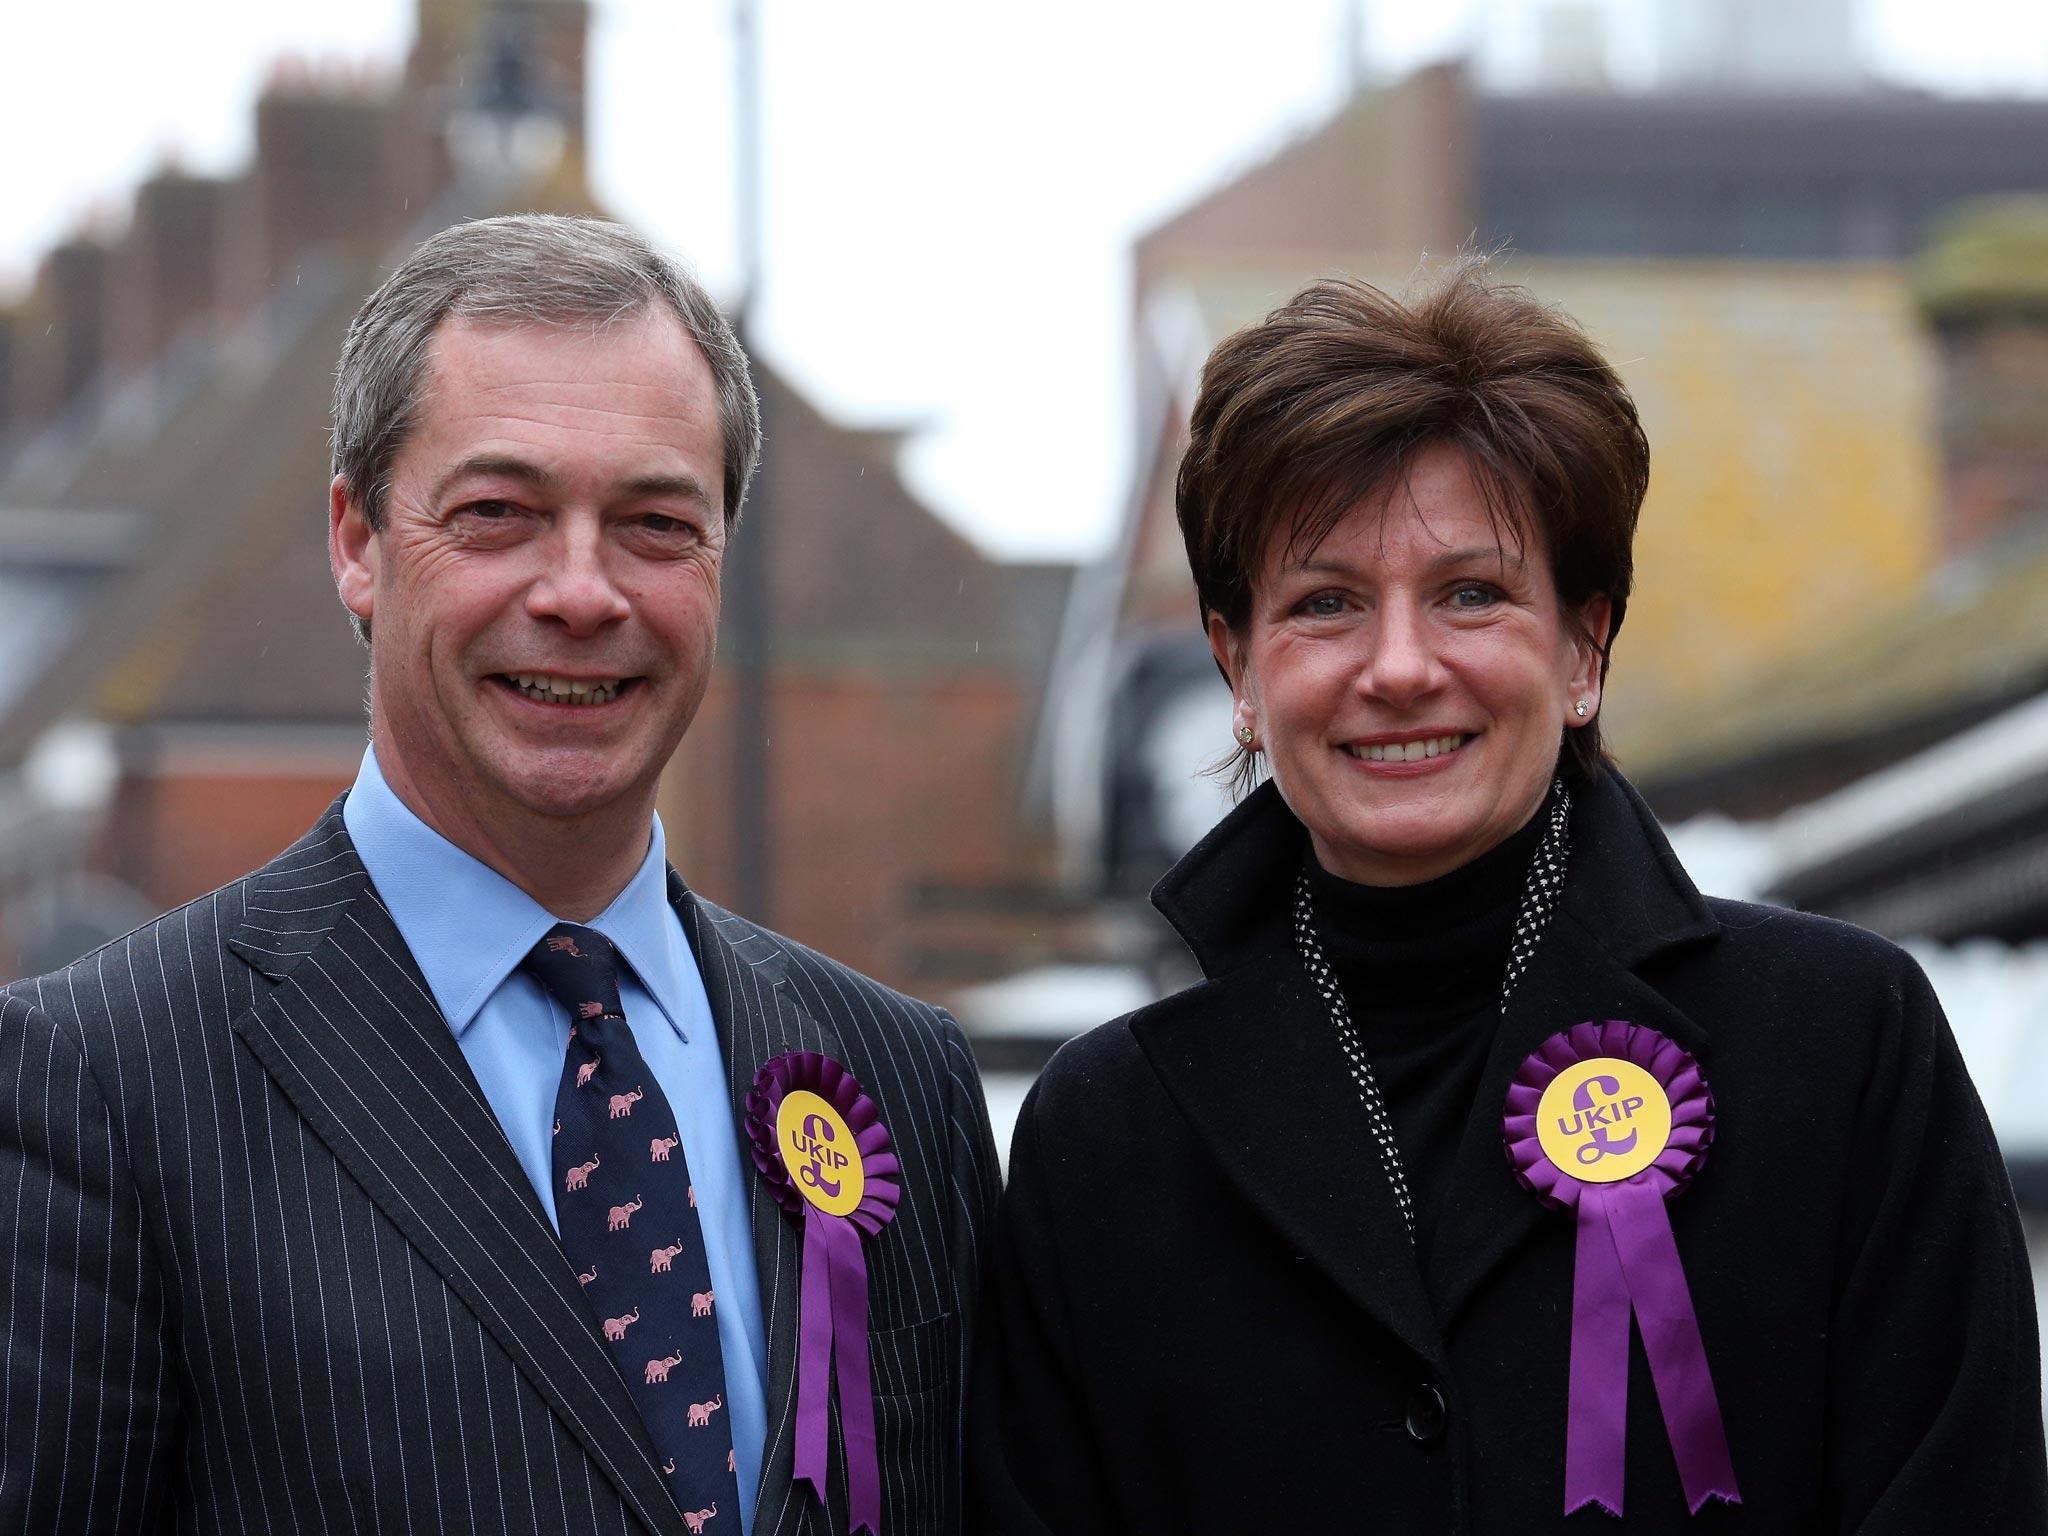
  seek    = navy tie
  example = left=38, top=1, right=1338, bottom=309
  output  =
left=524, top=922, right=739, bottom=1532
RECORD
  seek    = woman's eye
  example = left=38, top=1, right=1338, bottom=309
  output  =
left=1302, top=592, right=1348, bottom=618
left=1450, top=583, right=1499, bottom=609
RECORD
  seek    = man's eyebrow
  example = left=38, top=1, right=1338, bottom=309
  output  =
left=430, top=457, right=714, bottom=510
left=618, top=472, right=713, bottom=508
left=431, top=454, right=564, bottom=504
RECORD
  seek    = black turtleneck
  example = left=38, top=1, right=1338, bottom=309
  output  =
left=1301, top=796, right=1552, bottom=1276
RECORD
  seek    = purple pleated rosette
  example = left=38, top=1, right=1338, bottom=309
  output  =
left=745, top=1052, right=901, bottom=1536
left=1503, top=1020, right=1740, bottom=1519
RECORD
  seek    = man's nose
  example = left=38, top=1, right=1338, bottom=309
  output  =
left=527, top=521, right=631, bottom=635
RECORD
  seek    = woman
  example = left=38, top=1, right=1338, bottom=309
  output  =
left=970, top=262, right=2047, bottom=1532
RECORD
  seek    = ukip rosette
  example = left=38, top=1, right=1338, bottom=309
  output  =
left=1503, top=1020, right=1740, bottom=1519
left=744, top=1052, right=901, bottom=1535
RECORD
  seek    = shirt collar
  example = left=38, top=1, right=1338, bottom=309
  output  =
left=341, top=746, right=690, bottom=1039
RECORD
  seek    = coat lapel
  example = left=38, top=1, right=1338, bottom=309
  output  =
left=1403, top=773, right=1721, bottom=1326
left=674, top=879, right=844, bottom=1536
left=225, top=806, right=683, bottom=1536
left=1130, top=955, right=1445, bottom=1367
left=1422, top=909, right=1715, bottom=1324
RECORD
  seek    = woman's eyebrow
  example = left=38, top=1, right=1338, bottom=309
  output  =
left=1286, top=546, right=1527, bottom=576
left=1424, top=545, right=1527, bottom=574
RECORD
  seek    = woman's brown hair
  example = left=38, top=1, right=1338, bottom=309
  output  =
left=1176, top=255, right=1649, bottom=785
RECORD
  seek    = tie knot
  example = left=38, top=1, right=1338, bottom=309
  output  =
left=522, top=922, right=625, bottom=1023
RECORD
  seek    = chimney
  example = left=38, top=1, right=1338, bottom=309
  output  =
left=501, top=0, right=591, bottom=157
left=1917, top=198, right=2048, bottom=559
left=17, top=237, right=114, bottom=424
left=105, top=168, right=229, bottom=378
left=442, top=0, right=591, bottom=184
left=408, top=0, right=485, bottom=93
left=250, top=64, right=394, bottom=281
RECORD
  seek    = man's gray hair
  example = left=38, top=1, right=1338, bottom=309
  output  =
left=332, top=213, right=761, bottom=529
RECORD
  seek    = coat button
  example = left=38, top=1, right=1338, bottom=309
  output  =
left=1405, top=1383, right=1448, bottom=1445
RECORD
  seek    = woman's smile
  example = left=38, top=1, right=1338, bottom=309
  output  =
left=1341, top=731, right=1475, bottom=769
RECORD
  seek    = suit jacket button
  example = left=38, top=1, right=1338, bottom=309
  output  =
left=1405, top=1383, right=1447, bottom=1445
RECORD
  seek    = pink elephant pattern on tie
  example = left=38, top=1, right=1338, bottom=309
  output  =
left=523, top=920, right=738, bottom=1521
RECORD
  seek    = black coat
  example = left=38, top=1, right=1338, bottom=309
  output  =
left=970, top=772, right=2047, bottom=1533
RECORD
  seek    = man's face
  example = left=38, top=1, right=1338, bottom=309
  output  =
left=330, top=310, right=727, bottom=841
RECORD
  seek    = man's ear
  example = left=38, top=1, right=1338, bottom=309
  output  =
left=330, top=475, right=377, bottom=627
left=1568, top=594, right=1614, bottom=721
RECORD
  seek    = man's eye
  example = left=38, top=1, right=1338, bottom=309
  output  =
left=463, top=500, right=519, bottom=520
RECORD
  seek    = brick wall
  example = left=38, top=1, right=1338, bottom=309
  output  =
left=663, top=666, right=1028, bottom=993
left=96, top=766, right=355, bottom=912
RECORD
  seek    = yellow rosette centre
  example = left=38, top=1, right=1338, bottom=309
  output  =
left=776, top=1090, right=867, bottom=1217
left=1536, top=1058, right=1673, bottom=1184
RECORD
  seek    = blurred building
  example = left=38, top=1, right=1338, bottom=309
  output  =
left=0, top=0, right=1062, bottom=993
left=1645, top=201, right=2048, bottom=948
left=978, top=43, right=2048, bottom=1236
left=1033, top=58, right=2048, bottom=933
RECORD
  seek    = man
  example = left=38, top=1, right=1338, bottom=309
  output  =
left=0, top=214, right=999, bottom=1536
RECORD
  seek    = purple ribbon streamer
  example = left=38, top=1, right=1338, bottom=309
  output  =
left=793, top=1205, right=884, bottom=1536
left=795, top=1204, right=833, bottom=1502
left=827, top=1214, right=880, bottom=1536
left=1566, top=1183, right=1741, bottom=1517
left=1567, top=1189, right=1631, bottom=1516
left=1603, top=1183, right=1741, bottom=1515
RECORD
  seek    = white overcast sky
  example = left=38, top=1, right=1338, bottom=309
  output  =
left=5, top=0, right=2047, bottom=560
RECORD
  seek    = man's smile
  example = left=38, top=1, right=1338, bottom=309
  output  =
left=491, top=672, right=642, bottom=708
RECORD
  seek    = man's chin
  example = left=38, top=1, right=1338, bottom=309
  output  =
left=487, top=757, right=652, bottom=826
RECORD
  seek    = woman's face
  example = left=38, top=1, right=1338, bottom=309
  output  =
left=1209, top=443, right=1610, bottom=887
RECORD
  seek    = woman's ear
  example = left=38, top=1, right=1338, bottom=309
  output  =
left=1567, top=595, right=1614, bottom=722
left=1205, top=611, right=1256, bottom=737
left=1204, top=611, right=1238, bottom=691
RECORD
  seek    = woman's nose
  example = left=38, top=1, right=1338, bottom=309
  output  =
left=1356, top=601, right=1444, bottom=705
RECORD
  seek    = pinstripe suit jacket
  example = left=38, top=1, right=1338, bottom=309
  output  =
left=0, top=800, right=1001, bottom=1535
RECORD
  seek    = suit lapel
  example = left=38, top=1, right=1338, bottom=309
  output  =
left=225, top=808, right=682, bottom=1536
left=674, top=879, right=844, bottom=1535
left=1131, top=953, right=1445, bottom=1368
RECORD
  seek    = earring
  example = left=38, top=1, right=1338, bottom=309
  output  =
left=1237, top=725, right=1254, bottom=744
left=1574, top=700, right=1590, bottom=718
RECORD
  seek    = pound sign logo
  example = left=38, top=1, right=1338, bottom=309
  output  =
left=1535, top=1057, right=1672, bottom=1185
left=1570, top=1074, right=1641, bottom=1166
left=797, top=1111, right=844, bottom=1198
left=774, top=1090, right=866, bottom=1216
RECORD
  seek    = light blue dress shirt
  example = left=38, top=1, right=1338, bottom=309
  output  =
left=343, top=747, right=767, bottom=1532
